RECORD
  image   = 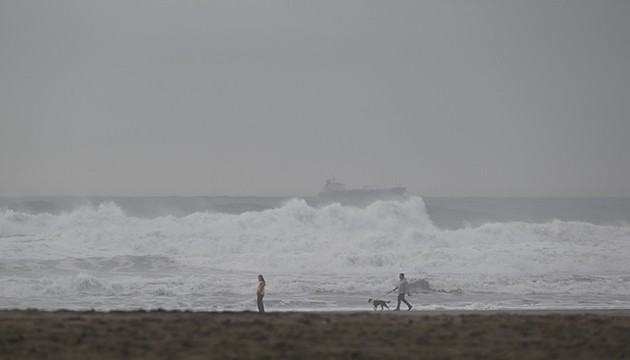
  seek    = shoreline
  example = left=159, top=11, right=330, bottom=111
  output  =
left=4, top=307, right=630, bottom=315
left=2, top=309, right=629, bottom=359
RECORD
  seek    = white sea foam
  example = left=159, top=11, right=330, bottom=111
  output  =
left=1, top=197, right=629, bottom=310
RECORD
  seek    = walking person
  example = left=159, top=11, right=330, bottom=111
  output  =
left=256, top=274, right=266, bottom=313
left=393, top=273, right=412, bottom=311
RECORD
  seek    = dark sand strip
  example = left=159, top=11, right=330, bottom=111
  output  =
left=1, top=310, right=630, bottom=359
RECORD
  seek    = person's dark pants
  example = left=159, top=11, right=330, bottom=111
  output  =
left=257, top=293, right=265, bottom=313
left=397, top=293, right=411, bottom=310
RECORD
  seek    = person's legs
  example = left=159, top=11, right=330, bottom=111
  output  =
left=400, top=294, right=412, bottom=310
left=396, top=293, right=403, bottom=310
left=257, top=294, right=265, bottom=313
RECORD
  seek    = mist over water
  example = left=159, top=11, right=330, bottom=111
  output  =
left=1, top=196, right=629, bottom=311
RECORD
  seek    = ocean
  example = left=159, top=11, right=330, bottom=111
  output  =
left=1, top=196, right=629, bottom=311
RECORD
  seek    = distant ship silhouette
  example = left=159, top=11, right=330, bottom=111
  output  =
left=318, top=179, right=405, bottom=200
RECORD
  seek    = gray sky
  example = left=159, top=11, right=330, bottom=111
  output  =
left=1, top=0, right=629, bottom=197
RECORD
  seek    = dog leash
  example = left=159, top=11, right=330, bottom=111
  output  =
left=374, top=289, right=395, bottom=301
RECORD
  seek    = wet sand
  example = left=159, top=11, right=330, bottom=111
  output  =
left=1, top=310, right=630, bottom=359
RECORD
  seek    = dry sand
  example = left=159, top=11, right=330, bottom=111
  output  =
left=1, top=310, right=630, bottom=359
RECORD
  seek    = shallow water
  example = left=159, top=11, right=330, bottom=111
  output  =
left=1, top=196, right=629, bottom=311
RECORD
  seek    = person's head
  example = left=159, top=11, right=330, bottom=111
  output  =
left=399, top=273, right=405, bottom=280
left=258, top=274, right=265, bottom=282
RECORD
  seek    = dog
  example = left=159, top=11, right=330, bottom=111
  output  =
left=368, top=298, right=390, bottom=311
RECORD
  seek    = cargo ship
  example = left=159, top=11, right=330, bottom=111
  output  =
left=318, top=179, right=405, bottom=201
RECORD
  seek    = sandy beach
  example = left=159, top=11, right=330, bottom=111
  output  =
left=1, top=310, right=629, bottom=359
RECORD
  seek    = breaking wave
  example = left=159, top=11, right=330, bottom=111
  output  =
left=2, top=197, right=630, bottom=309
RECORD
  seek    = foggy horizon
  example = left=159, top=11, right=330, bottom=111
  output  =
left=2, top=1, right=629, bottom=198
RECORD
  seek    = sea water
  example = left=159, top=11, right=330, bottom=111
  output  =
left=1, top=196, right=629, bottom=311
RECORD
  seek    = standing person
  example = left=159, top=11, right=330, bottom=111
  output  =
left=256, top=274, right=266, bottom=313
left=393, top=273, right=412, bottom=311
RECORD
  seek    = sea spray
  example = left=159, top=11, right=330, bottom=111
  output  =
left=1, top=197, right=629, bottom=310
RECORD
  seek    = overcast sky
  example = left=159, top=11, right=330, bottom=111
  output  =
left=1, top=1, right=629, bottom=197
